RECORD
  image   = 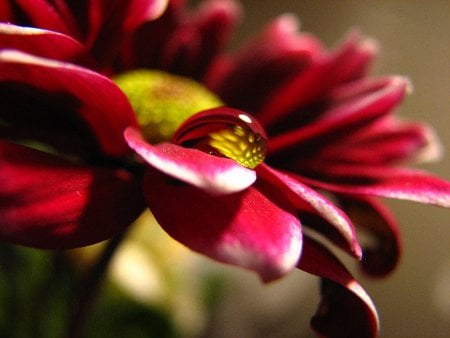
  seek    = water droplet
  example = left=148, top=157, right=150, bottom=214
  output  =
left=173, top=107, right=267, bottom=169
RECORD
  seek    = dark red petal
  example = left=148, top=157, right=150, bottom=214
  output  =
left=11, top=0, right=73, bottom=36
left=160, top=0, right=241, bottom=79
left=316, top=117, right=441, bottom=165
left=0, top=24, right=84, bottom=61
left=257, top=164, right=361, bottom=259
left=0, top=141, right=145, bottom=249
left=259, top=31, right=378, bottom=126
left=0, top=50, right=138, bottom=157
left=268, top=76, right=409, bottom=155
left=144, top=167, right=302, bottom=282
left=85, top=0, right=168, bottom=68
left=207, top=14, right=323, bottom=113
left=298, top=237, right=379, bottom=338
left=339, top=196, right=401, bottom=277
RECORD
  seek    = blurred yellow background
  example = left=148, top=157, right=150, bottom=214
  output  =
left=198, top=1, right=450, bottom=337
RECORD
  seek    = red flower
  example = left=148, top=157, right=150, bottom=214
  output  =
left=1, top=1, right=450, bottom=337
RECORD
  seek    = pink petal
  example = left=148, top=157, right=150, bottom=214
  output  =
left=258, top=164, right=361, bottom=259
left=298, top=237, right=379, bottom=338
left=0, top=24, right=84, bottom=60
left=0, top=49, right=138, bottom=157
left=0, top=141, right=145, bottom=249
left=125, top=127, right=256, bottom=194
left=292, top=168, right=450, bottom=208
left=144, top=167, right=302, bottom=281
left=340, top=196, right=401, bottom=277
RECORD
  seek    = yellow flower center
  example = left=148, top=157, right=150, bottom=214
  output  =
left=115, top=70, right=222, bottom=143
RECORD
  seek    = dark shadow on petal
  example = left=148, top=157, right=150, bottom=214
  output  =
left=339, top=196, right=401, bottom=277
left=311, top=278, right=376, bottom=338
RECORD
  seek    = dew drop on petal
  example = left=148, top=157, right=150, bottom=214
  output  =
left=173, top=107, right=267, bottom=169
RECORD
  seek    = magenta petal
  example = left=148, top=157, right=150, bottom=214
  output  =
left=0, top=141, right=145, bottom=249
left=161, top=0, right=241, bottom=79
left=0, top=24, right=84, bottom=60
left=10, top=0, right=73, bottom=36
left=0, top=49, right=138, bottom=157
left=296, top=168, right=450, bottom=208
left=125, top=127, right=256, bottom=194
left=268, top=76, right=409, bottom=154
left=144, top=168, right=301, bottom=281
left=298, top=237, right=379, bottom=338
left=316, top=117, right=442, bottom=165
left=340, top=196, right=401, bottom=276
left=121, top=0, right=169, bottom=31
left=259, top=31, right=377, bottom=126
left=208, top=14, right=323, bottom=113
left=258, top=164, right=361, bottom=258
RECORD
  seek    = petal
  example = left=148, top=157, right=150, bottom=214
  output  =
left=0, top=49, right=138, bottom=157
left=259, top=31, right=378, bottom=126
left=0, top=24, right=84, bottom=60
left=340, top=196, right=401, bottom=276
left=0, top=141, right=145, bottom=249
left=121, top=0, right=169, bottom=31
left=316, top=117, right=442, bottom=165
left=207, top=14, right=324, bottom=112
left=161, top=0, right=241, bottom=79
left=9, top=0, right=73, bottom=36
left=85, top=0, right=168, bottom=68
left=144, top=167, right=302, bottom=282
left=268, top=76, right=409, bottom=155
left=257, top=164, right=361, bottom=258
left=292, top=168, right=450, bottom=208
left=123, top=0, right=240, bottom=77
left=298, top=237, right=379, bottom=338
left=125, top=127, right=256, bottom=194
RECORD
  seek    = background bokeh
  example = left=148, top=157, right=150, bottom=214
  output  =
left=201, top=1, right=450, bottom=337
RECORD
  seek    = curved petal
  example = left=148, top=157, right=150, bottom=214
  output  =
left=144, top=167, right=301, bottom=282
left=160, top=0, right=241, bottom=79
left=257, top=164, right=361, bottom=259
left=85, top=0, right=168, bottom=68
left=315, top=117, right=442, bottom=165
left=207, top=14, right=324, bottom=112
left=259, top=31, right=378, bottom=126
left=0, top=24, right=84, bottom=61
left=0, top=49, right=138, bottom=157
left=293, top=168, right=450, bottom=208
left=298, top=237, right=379, bottom=338
left=340, top=196, right=401, bottom=277
left=125, top=127, right=256, bottom=194
left=0, top=141, right=145, bottom=249
left=268, top=76, right=409, bottom=155
left=10, top=0, right=73, bottom=36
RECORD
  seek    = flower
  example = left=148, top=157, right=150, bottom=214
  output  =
left=1, top=1, right=450, bottom=337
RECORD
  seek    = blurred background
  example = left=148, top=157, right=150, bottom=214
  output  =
left=1, top=1, right=449, bottom=338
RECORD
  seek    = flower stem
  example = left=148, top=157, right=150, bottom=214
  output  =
left=67, top=231, right=126, bottom=338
